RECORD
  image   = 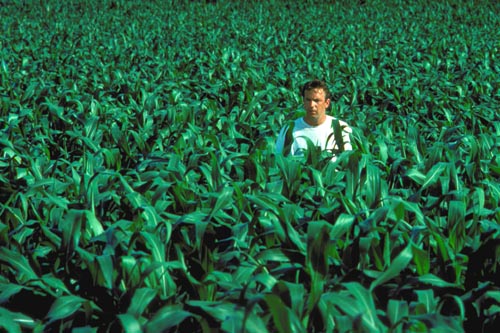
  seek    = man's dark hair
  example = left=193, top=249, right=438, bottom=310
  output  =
left=301, top=79, right=331, bottom=100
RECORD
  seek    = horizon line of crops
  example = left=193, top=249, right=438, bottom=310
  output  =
left=1, top=0, right=499, bottom=332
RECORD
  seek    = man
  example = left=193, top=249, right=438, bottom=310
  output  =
left=275, top=79, right=352, bottom=159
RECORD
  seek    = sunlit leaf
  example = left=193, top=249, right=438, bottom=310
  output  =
left=370, top=244, right=413, bottom=291
left=0, top=248, right=38, bottom=281
left=127, top=288, right=157, bottom=318
left=145, top=304, right=192, bottom=333
left=387, top=299, right=408, bottom=331
left=46, top=295, right=86, bottom=322
left=344, top=282, right=385, bottom=332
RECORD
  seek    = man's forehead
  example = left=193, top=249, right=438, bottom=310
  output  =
left=304, top=88, right=327, bottom=97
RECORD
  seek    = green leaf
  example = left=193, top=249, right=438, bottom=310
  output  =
left=321, top=290, right=369, bottom=330
left=264, top=294, right=293, bottom=333
left=307, top=221, right=331, bottom=276
left=331, top=214, right=355, bottom=239
left=405, top=168, right=425, bottom=185
left=255, top=248, right=291, bottom=263
left=0, top=306, right=35, bottom=331
left=61, top=209, right=84, bottom=257
left=117, top=313, right=143, bottom=333
left=421, top=162, right=448, bottom=191
left=0, top=283, right=25, bottom=303
left=46, top=295, right=86, bottom=322
left=84, top=210, right=105, bottom=237
left=415, top=289, right=437, bottom=313
left=145, top=304, right=191, bottom=333
left=0, top=309, right=22, bottom=333
left=95, top=255, right=114, bottom=289
left=412, top=244, right=430, bottom=275
left=127, top=287, right=157, bottom=318
left=448, top=200, right=466, bottom=252
left=415, top=274, right=461, bottom=288
left=387, top=299, right=408, bottom=331
left=239, top=311, right=270, bottom=333
left=370, top=244, right=413, bottom=291
left=0, top=248, right=38, bottom=282
left=407, top=313, right=464, bottom=332
left=344, top=282, right=385, bottom=332
left=208, top=186, right=234, bottom=220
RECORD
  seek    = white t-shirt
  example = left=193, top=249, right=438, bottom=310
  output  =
left=275, top=115, right=352, bottom=156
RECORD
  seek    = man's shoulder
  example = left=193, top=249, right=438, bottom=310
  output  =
left=294, top=116, right=311, bottom=130
left=282, top=118, right=300, bottom=130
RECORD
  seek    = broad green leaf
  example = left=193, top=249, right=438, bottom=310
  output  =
left=331, top=214, right=355, bottom=239
left=0, top=307, right=35, bottom=331
left=483, top=291, right=500, bottom=303
left=415, top=274, right=461, bottom=288
left=0, top=248, right=38, bottom=281
left=406, top=313, right=464, bottom=332
left=135, top=232, right=175, bottom=298
left=84, top=210, right=105, bottom=237
left=405, top=168, right=425, bottom=185
left=282, top=216, right=306, bottom=254
left=145, top=304, right=192, bottom=333
left=0, top=283, right=25, bottom=303
left=61, top=209, right=84, bottom=257
left=344, top=282, right=385, bottom=332
left=239, top=311, right=270, bottom=333
left=117, top=313, right=142, bottom=333
left=220, top=304, right=270, bottom=333
left=321, top=291, right=366, bottom=328
left=187, top=300, right=238, bottom=323
left=421, top=162, right=448, bottom=191
left=243, top=89, right=269, bottom=123
left=233, top=265, right=258, bottom=285
left=263, top=294, right=292, bottom=333
left=448, top=200, right=466, bottom=252
left=286, top=282, right=306, bottom=314
left=127, top=288, right=157, bottom=318
left=316, top=297, right=336, bottom=333
left=208, top=186, right=234, bottom=220
left=139, top=232, right=165, bottom=262
left=370, top=244, right=413, bottom=291
left=387, top=299, right=408, bottom=331
left=46, top=295, right=86, bottom=322
left=35, top=275, right=71, bottom=297
left=0, top=311, right=22, bottom=333
left=95, top=255, right=114, bottom=289
left=364, top=163, right=383, bottom=207
left=412, top=244, right=430, bottom=275
left=430, top=229, right=451, bottom=264
left=255, top=248, right=291, bottom=263
left=307, top=221, right=331, bottom=276
left=415, top=289, right=437, bottom=313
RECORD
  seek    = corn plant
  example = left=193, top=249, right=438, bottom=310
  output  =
left=1, top=0, right=499, bottom=332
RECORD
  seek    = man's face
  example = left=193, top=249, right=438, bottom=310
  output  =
left=303, top=88, right=330, bottom=126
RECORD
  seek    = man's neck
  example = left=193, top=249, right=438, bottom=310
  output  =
left=303, top=115, right=327, bottom=126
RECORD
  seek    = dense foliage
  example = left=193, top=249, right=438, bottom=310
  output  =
left=1, top=0, right=499, bottom=332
